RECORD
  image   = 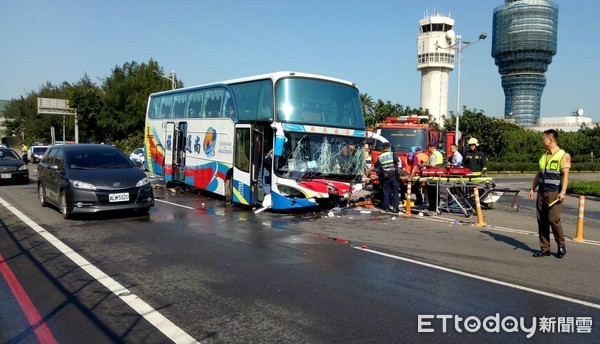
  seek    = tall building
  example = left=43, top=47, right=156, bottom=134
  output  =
left=492, top=0, right=559, bottom=126
left=417, top=13, right=455, bottom=124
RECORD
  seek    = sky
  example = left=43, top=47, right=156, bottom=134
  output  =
left=1, top=0, right=598, bottom=122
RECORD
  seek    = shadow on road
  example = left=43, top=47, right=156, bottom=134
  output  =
left=481, top=230, right=538, bottom=254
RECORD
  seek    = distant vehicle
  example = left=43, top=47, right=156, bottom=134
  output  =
left=0, top=148, right=29, bottom=184
left=28, top=145, right=49, bottom=163
left=129, top=147, right=145, bottom=167
left=37, top=144, right=154, bottom=219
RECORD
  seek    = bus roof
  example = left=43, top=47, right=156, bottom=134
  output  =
left=149, top=71, right=358, bottom=97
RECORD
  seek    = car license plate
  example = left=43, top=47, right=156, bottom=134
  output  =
left=1, top=173, right=11, bottom=179
left=109, top=192, right=130, bottom=202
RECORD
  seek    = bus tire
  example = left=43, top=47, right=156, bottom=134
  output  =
left=225, top=175, right=233, bottom=203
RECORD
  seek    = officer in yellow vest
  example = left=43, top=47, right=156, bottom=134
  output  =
left=375, top=142, right=401, bottom=213
left=529, top=129, right=570, bottom=258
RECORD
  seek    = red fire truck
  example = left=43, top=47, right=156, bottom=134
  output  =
left=369, top=116, right=455, bottom=172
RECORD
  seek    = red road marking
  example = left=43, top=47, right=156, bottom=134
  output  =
left=0, top=251, right=58, bottom=344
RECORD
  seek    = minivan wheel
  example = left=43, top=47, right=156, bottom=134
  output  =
left=38, top=184, right=47, bottom=207
left=60, top=191, right=73, bottom=219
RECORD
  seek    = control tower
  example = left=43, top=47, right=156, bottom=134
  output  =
left=492, top=0, right=559, bottom=126
left=417, top=13, right=456, bottom=124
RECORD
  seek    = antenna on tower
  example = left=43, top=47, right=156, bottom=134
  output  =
left=572, top=109, right=584, bottom=117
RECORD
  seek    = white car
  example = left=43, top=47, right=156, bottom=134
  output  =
left=129, top=147, right=145, bottom=167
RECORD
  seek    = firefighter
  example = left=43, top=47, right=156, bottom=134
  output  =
left=463, top=137, right=487, bottom=175
left=374, top=142, right=400, bottom=213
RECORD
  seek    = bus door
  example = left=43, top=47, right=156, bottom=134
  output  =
left=233, top=124, right=258, bottom=206
left=164, top=122, right=175, bottom=181
left=173, top=122, right=187, bottom=182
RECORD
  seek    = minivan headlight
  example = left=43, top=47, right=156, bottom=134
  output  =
left=18, top=165, right=28, bottom=171
left=136, top=177, right=150, bottom=187
left=71, top=180, right=97, bottom=190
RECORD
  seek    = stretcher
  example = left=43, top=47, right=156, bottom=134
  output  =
left=421, top=167, right=520, bottom=217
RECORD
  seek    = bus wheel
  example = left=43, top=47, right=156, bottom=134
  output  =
left=225, top=176, right=233, bottom=203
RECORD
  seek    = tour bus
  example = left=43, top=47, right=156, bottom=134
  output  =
left=144, top=71, right=366, bottom=211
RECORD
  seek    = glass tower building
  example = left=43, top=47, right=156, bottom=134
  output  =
left=491, top=0, right=558, bottom=126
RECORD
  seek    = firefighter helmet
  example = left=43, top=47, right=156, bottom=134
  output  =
left=467, top=138, right=479, bottom=146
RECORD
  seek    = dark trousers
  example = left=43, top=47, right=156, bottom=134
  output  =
left=381, top=177, right=399, bottom=210
left=426, top=184, right=438, bottom=211
left=536, top=190, right=566, bottom=251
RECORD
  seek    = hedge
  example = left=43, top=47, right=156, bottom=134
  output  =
left=487, top=161, right=600, bottom=173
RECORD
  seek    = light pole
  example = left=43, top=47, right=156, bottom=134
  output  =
left=154, top=70, right=177, bottom=90
left=439, top=32, right=487, bottom=145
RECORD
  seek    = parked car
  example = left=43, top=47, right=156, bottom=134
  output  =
left=37, top=144, right=154, bottom=219
left=0, top=148, right=29, bottom=184
left=129, top=147, right=145, bottom=167
left=28, top=145, right=49, bottom=163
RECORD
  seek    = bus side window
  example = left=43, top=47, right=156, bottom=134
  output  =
left=173, top=93, right=187, bottom=118
left=203, top=89, right=224, bottom=118
left=223, top=91, right=235, bottom=119
left=186, top=90, right=204, bottom=118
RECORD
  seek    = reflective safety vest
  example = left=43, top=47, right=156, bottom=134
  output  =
left=538, top=149, right=566, bottom=192
left=378, top=151, right=397, bottom=178
left=429, top=150, right=444, bottom=167
left=415, top=152, right=429, bottom=165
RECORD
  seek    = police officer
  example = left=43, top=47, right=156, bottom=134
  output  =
left=463, top=138, right=487, bottom=175
left=529, top=129, right=570, bottom=258
left=375, top=142, right=400, bottom=213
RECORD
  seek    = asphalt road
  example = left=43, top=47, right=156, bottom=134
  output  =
left=0, top=169, right=599, bottom=343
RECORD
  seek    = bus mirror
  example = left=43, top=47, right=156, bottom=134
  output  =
left=274, top=136, right=285, bottom=156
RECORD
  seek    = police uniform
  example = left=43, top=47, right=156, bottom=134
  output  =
left=375, top=149, right=400, bottom=212
left=534, top=148, right=570, bottom=254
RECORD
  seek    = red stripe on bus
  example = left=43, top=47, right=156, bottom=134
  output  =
left=0, top=252, right=58, bottom=344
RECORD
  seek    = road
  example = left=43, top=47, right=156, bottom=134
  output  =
left=0, top=168, right=598, bottom=343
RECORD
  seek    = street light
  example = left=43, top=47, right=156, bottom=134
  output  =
left=438, top=32, right=487, bottom=145
left=154, top=70, right=177, bottom=90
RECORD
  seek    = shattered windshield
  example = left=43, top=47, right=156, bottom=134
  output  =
left=275, top=78, right=364, bottom=130
left=274, top=132, right=365, bottom=182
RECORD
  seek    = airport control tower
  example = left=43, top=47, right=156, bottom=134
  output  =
left=417, top=13, right=456, bottom=124
left=492, top=0, right=559, bottom=126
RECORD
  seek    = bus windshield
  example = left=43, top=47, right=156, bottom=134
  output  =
left=377, top=128, right=427, bottom=152
left=275, top=78, right=364, bottom=130
left=274, top=132, right=365, bottom=182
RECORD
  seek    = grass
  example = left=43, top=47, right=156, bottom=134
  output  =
left=568, top=180, right=600, bottom=198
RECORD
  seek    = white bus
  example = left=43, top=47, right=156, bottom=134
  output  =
left=144, top=71, right=366, bottom=211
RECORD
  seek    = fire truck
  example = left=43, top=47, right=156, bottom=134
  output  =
left=369, top=116, right=456, bottom=172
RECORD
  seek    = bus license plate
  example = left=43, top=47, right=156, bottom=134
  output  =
left=1, top=174, right=11, bottom=179
left=109, top=193, right=129, bottom=202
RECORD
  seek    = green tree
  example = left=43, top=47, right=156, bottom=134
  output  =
left=98, top=59, right=180, bottom=144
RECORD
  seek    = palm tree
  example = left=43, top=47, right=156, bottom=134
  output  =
left=360, top=93, right=375, bottom=117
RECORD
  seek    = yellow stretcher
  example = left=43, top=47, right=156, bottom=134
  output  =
left=423, top=175, right=520, bottom=217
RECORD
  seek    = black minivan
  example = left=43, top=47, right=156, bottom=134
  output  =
left=37, top=144, right=154, bottom=219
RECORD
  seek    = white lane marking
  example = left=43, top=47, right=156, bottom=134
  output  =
left=155, top=199, right=225, bottom=216
left=353, top=246, right=600, bottom=310
left=0, top=197, right=198, bottom=344
left=155, top=199, right=196, bottom=210
left=415, top=213, right=600, bottom=246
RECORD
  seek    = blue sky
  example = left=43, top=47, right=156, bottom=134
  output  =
left=1, top=0, right=597, bottom=122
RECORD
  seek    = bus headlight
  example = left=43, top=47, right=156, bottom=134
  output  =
left=277, top=185, right=306, bottom=198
